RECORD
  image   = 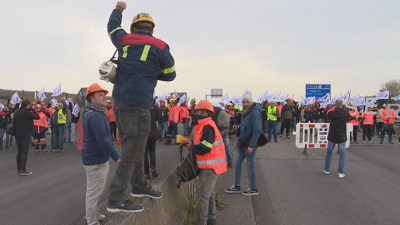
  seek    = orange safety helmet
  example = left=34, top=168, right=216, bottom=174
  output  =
left=194, top=100, right=215, bottom=114
left=41, top=102, right=46, bottom=105
left=106, top=100, right=112, bottom=104
left=287, top=98, right=292, bottom=102
left=315, top=100, right=320, bottom=103
left=160, top=99, right=165, bottom=102
left=35, top=104, right=41, bottom=108
left=85, top=83, right=109, bottom=99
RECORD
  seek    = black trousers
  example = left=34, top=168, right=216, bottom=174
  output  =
left=351, top=126, right=358, bottom=142
left=363, top=125, right=372, bottom=141
left=16, top=137, right=31, bottom=172
left=109, top=121, right=117, bottom=140
left=144, top=138, right=157, bottom=175
left=281, top=119, right=291, bottom=136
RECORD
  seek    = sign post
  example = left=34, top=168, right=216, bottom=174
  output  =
left=205, top=89, right=223, bottom=100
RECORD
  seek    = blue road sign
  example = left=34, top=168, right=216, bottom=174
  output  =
left=305, top=84, right=331, bottom=98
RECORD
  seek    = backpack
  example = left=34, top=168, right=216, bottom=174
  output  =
left=176, top=145, right=200, bottom=188
left=211, top=107, right=230, bottom=131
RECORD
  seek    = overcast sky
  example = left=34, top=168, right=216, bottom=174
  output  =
left=1, top=0, right=399, bottom=102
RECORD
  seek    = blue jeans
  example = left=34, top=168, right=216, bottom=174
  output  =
left=220, top=129, right=233, bottom=163
left=235, top=147, right=257, bottom=190
left=64, top=123, right=71, bottom=141
left=158, top=122, right=168, bottom=140
left=183, top=123, right=189, bottom=134
left=166, top=123, right=178, bottom=144
left=0, top=128, right=10, bottom=146
left=291, top=116, right=297, bottom=131
left=325, top=141, right=346, bottom=174
left=267, top=120, right=278, bottom=141
left=52, top=125, right=65, bottom=150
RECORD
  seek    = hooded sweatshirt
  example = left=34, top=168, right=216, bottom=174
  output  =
left=237, top=103, right=262, bottom=149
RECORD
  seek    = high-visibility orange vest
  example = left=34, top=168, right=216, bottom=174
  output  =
left=225, top=108, right=236, bottom=117
left=349, top=110, right=360, bottom=126
left=49, top=108, right=55, bottom=117
left=362, top=112, right=374, bottom=125
left=33, top=111, right=48, bottom=133
left=381, top=108, right=396, bottom=124
left=277, top=105, right=283, bottom=118
left=168, top=105, right=180, bottom=126
left=194, top=117, right=227, bottom=175
left=179, top=106, right=190, bottom=123
left=106, top=108, right=116, bottom=122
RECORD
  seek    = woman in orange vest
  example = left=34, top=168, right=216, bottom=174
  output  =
left=183, top=100, right=226, bottom=225
left=361, top=107, right=374, bottom=144
left=179, top=101, right=190, bottom=136
left=33, top=104, right=50, bottom=152
left=106, top=100, right=117, bottom=141
left=166, top=99, right=180, bottom=145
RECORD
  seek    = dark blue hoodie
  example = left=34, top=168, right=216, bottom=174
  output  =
left=237, top=103, right=263, bottom=149
left=81, top=110, right=120, bottom=166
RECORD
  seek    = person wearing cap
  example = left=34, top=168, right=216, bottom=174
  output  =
left=81, top=83, right=121, bottom=224
left=32, top=104, right=50, bottom=152
left=50, top=99, right=68, bottom=152
left=380, top=105, right=397, bottom=144
left=183, top=100, right=227, bottom=225
left=226, top=92, right=262, bottom=196
left=166, top=98, right=180, bottom=145
left=106, top=100, right=117, bottom=141
left=157, top=99, right=169, bottom=142
left=13, top=99, right=40, bottom=176
left=106, top=1, right=172, bottom=213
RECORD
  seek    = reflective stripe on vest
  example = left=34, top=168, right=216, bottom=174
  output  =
left=168, top=107, right=179, bottom=126
left=106, top=108, right=116, bottom=122
left=33, top=112, right=48, bottom=133
left=193, top=118, right=227, bottom=175
left=267, top=106, right=277, bottom=121
left=58, top=109, right=66, bottom=124
left=349, top=111, right=359, bottom=126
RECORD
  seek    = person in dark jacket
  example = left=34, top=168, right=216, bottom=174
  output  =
left=82, top=84, right=121, bottom=225
left=144, top=101, right=159, bottom=178
left=323, top=100, right=351, bottom=178
left=280, top=99, right=294, bottom=138
left=226, top=92, right=262, bottom=196
left=107, top=1, right=167, bottom=213
left=0, top=104, right=18, bottom=150
left=157, top=99, right=169, bottom=142
left=13, top=99, right=40, bottom=176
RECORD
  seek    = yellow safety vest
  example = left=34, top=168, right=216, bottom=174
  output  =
left=267, top=106, right=277, bottom=121
left=57, top=109, right=66, bottom=124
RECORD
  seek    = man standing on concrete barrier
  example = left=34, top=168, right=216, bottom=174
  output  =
left=184, top=100, right=227, bottom=225
left=226, top=92, right=262, bottom=195
left=106, top=1, right=176, bottom=212
left=323, top=100, right=351, bottom=178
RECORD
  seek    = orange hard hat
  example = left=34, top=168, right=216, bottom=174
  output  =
left=315, top=100, right=320, bottom=103
left=160, top=99, right=165, bottom=102
left=85, top=83, right=109, bottom=99
left=106, top=100, right=112, bottom=103
left=35, top=104, right=41, bottom=108
left=194, top=100, right=215, bottom=114
left=287, top=98, right=292, bottom=102
left=41, top=102, right=46, bottom=105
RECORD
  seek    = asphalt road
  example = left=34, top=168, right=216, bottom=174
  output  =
left=251, top=134, right=400, bottom=225
left=1, top=131, right=399, bottom=225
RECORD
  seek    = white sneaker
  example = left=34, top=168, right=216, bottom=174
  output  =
left=98, top=213, right=106, bottom=222
left=369, top=141, right=373, bottom=144
left=338, top=173, right=345, bottom=178
left=362, top=141, right=365, bottom=144
left=323, top=169, right=329, bottom=175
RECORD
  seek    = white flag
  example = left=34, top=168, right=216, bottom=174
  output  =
left=0, top=103, right=4, bottom=110
left=72, top=103, right=79, bottom=117
left=220, top=94, right=230, bottom=104
left=212, top=102, right=224, bottom=110
left=267, top=93, right=280, bottom=102
left=263, top=90, right=269, bottom=101
left=10, top=92, right=21, bottom=104
left=278, top=95, right=288, bottom=103
left=341, top=91, right=350, bottom=102
left=376, top=91, right=389, bottom=99
left=37, top=88, right=47, bottom=101
left=51, top=84, right=61, bottom=97
left=178, top=94, right=187, bottom=106
left=391, top=94, right=400, bottom=101
left=368, top=99, right=376, bottom=105
left=331, top=94, right=342, bottom=104
left=51, top=98, right=58, bottom=108
left=156, top=93, right=169, bottom=105
left=257, top=94, right=263, bottom=103
left=244, top=88, right=248, bottom=94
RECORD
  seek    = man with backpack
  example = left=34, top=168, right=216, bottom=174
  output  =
left=183, top=100, right=227, bottom=225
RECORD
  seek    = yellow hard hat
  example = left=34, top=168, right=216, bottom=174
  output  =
left=227, top=103, right=233, bottom=106
left=55, top=103, right=58, bottom=107
left=130, top=13, right=155, bottom=33
left=169, top=99, right=177, bottom=104
left=192, top=98, right=197, bottom=103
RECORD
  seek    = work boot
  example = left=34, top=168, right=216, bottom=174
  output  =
left=151, top=169, right=158, bottom=178
left=207, top=219, right=217, bottom=225
left=227, top=162, right=234, bottom=168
